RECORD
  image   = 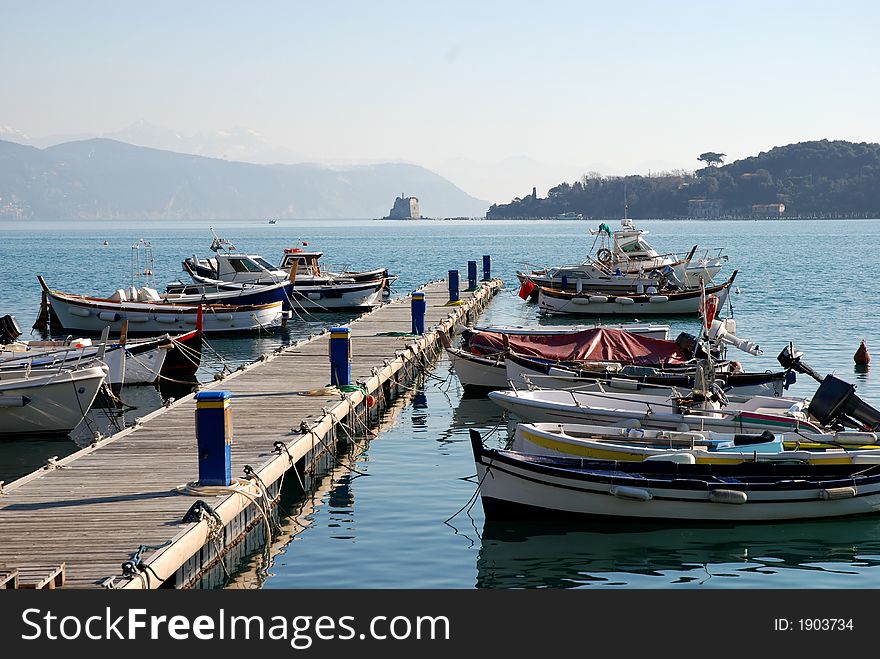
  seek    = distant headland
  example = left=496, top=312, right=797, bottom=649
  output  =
left=487, top=140, right=880, bottom=220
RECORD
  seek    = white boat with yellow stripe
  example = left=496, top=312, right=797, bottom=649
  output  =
left=470, top=430, right=880, bottom=522
left=511, top=422, right=880, bottom=465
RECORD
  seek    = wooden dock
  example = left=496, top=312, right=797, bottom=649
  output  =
left=0, top=277, right=502, bottom=589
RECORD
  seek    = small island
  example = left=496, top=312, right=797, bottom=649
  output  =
left=381, top=193, right=421, bottom=219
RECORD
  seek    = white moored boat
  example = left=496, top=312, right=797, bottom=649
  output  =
left=537, top=272, right=736, bottom=316
left=0, top=363, right=109, bottom=436
left=470, top=430, right=880, bottom=522
left=489, top=372, right=880, bottom=439
left=39, top=276, right=283, bottom=335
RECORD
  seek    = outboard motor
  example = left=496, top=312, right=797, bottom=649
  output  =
left=0, top=314, right=22, bottom=344
left=777, top=343, right=824, bottom=383
left=807, top=375, right=880, bottom=431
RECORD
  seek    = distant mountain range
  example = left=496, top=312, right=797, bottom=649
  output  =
left=0, top=138, right=489, bottom=220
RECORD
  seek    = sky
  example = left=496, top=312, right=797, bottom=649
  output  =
left=3, top=0, right=880, bottom=202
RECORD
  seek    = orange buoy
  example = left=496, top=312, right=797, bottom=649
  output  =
left=855, top=340, right=871, bottom=365
left=366, top=394, right=376, bottom=408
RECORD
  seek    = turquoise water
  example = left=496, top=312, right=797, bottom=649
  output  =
left=3, top=217, right=880, bottom=588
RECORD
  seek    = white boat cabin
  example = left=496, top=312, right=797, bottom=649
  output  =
left=278, top=248, right=328, bottom=277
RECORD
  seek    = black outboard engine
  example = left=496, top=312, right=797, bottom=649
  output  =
left=777, top=343, right=824, bottom=383
left=807, top=375, right=880, bottom=431
left=675, top=332, right=721, bottom=360
left=0, top=314, right=22, bottom=344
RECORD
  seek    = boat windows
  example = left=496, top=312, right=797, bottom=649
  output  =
left=252, top=257, right=278, bottom=270
left=228, top=257, right=264, bottom=273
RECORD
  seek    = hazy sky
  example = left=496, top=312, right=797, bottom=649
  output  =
left=4, top=0, right=880, bottom=202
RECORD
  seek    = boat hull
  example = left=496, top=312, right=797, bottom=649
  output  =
left=487, top=389, right=825, bottom=435
left=45, top=288, right=282, bottom=335
left=538, top=281, right=732, bottom=316
left=504, top=354, right=786, bottom=398
left=0, top=365, right=108, bottom=436
left=471, top=435, right=880, bottom=522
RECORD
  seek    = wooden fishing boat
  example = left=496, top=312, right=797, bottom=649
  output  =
left=470, top=430, right=880, bottom=522
left=38, top=276, right=283, bottom=335
left=537, top=272, right=737, bottom=316
left=504, top=352, right=791, bottom=398
left=511, top=422, right=880, bottom=465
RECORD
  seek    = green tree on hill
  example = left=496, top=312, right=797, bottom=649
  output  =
left=698, top=152, right=727, bottom=167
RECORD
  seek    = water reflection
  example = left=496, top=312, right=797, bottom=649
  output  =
left=476, top=517, right=880, bottom=589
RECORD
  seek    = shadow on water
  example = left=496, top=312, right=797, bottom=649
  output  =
left=476, top=516, right=880, bottom=588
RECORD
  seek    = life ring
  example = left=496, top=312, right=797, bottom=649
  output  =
left=596, top=248, right=613, bottom=264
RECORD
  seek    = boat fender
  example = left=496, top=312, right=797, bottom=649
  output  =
left=156, top=315, right=178, bottom=324
left=619, top=418, right=641, bottom=429
left=834, top=432, right=879, bottom=445
left=615, top=297, right=635, bottom=305
left=609, top=378, right=639, bottom=391
left=572, top=297, right=591, bottom=305
left=610, top=485, right=652, bottom=501
left=649, top=295, right=669, bottom=303
left=215, top=313, right=234, bottom=322
left=307, top=292, right=323, bottom=300
left=126, top=314, right=149, bottom=322
left=97, top=311, right=121, bottom=322
left=589, top=295, right=608, bottom=303
left=644, top=453, right=696, bottom=464
left=70, top=306, right=91, bottom=317
left=819, top=486, right=857, bottom=500
left=709, top=489, right=748, bottom=504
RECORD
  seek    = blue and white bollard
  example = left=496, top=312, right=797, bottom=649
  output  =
left=482, top=254, right=491, bottom=281
left=448, top=270, right=460, bottom=303
left=195, top=390, right=233, bottom=487
left=467, top=260, right=478, bottom=291
left=329, top=326, right=351, bottom=386
left=411, top=291, right=426, bottom=335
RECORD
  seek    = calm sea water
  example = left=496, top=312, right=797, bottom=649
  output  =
left=3, top=217, right=880, bottom=588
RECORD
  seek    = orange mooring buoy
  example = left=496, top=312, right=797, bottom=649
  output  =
left=855, top=339, right=871, bottom=366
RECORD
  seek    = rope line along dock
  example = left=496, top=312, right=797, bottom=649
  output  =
left=0, top=277, right=503, bottom=588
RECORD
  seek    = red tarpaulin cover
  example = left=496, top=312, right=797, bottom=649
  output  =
left=465, top=327, right=689, bottom=365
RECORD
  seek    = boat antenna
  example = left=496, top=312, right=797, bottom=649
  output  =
left=208, top=226, right=237, bottom=253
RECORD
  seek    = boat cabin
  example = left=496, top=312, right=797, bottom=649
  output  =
left=212, top=254, right=288, bottom=282
left=278, top=248, right=327, bottom=277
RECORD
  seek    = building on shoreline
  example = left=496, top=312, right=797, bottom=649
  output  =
left=687, top=198, right=724, bottom=219
left=752, top=203, right=785, bottom=218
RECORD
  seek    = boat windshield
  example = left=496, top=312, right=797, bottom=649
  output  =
left=228, top=257, right=265, bottom=273
left=252, top=256, right=278, bottom=270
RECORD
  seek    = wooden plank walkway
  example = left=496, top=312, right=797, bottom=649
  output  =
left=0, top=278, right=502, bottom=588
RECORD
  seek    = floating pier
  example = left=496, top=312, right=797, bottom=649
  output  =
left=0, top=276, right=502, bottom=588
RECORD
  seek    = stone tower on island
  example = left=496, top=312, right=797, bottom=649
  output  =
left=385, top=193, right=421, bottom=219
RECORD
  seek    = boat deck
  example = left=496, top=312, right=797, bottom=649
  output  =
left=0, top=278, right=502, bottom=588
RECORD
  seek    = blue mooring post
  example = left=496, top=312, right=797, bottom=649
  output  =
left=411, top=291, right=426, bottom=335
left=448, top=270, right=460, bottom=303
left=195, top=390, right=233, bottom=487
left=467, top=260, right=478, bottom=291
left=482, top=254, right=491, bottom=281
left=329, top=326, right=351, bottom=386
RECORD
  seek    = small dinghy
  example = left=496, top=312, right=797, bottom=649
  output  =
left=470, top=430, right=880, bottom=522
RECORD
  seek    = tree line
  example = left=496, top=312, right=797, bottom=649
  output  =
left=486, top=140, right=880, bottom=219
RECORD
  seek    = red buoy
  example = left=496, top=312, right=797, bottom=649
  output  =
left=855, top=340, right=871, bottom=365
